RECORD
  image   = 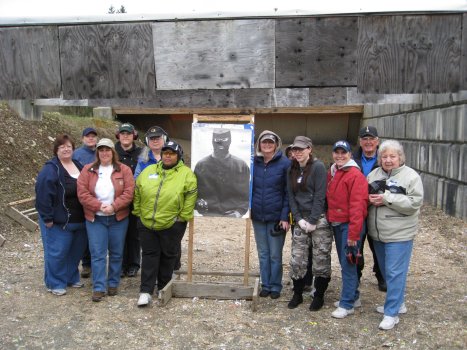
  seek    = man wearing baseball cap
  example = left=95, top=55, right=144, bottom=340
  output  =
left=73, top=127, right=98, bottom=278
left=115, top=123, right=142, bottom=277
left=353, top=126, right=386, bottom=292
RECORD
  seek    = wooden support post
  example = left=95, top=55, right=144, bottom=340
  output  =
left=159, top=278, right=174, bottom=306
left=187, top=218, right=194, bottom=282
left=243, top=218, right=251, bottom=286
left=251, top=278, right=260, bottom=312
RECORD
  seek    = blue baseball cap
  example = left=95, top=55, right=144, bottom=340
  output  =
left=82, top=127, right=97, bottom=136
left=332, top=140, right=351, bottom=153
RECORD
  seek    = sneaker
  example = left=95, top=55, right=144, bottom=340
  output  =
left=259, top=290, right=270, bottom=298
left=287, top=293, right=303, bottom=309
left=334, top=298, right=361, bottom=308
left=127, top=268, right=138, bottom=278
left=92, top=291, right=105, bottom=302
left=376, top=303, right=407, bottom=314
left=108, top=287, right=118, bottom=296
left=270, top=292, right=280, bottom=299
left=50, top=289, right=66, bottom=296
left=379, top=315, right=399, bottom=330
left=137, top=293, right=152, bottom=307
left=81, top=266, right=91, bottom=278
left=70, top=282, right=84, bottom=288
left=331, top=307, right=354, bottom=319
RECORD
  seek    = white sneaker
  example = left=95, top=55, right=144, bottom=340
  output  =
left=331, top=307, right=354, bottom=319
left=137, top=293, right=152, bottom=307
left=376, top=303, right=407, bottom=314
left=334, top=298, right=361, bottom=308
left=379, top=315, right=399, bottom=330
left=50, top=289, right=67, bottom=296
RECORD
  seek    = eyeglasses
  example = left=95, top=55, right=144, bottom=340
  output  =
left=162, top=150, right=177, bottom=156
left=361, top=137, right=377, bottom=142
left=149, top=136, right=162, bottom=140
left=58, top=145, right=73, bottom=150
left=260, top=139, right=275, bottom=144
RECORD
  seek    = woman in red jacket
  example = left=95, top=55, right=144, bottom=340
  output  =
left=77, top=138, right=135, bottom=302
left=326, top=140, right=368, bottom=319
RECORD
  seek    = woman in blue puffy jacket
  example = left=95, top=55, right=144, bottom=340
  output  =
left=251, top=130, right=290, bottom=299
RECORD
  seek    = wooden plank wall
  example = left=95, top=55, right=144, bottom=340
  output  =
left=152, top=20, right=275, bottom=90
left=59, top=23, right=155, bottom=99
left=275, top=17, right=358, bottom=87
left=0, top=13, right=465, bottom=100
left=0, top=26, right=61, bottom=99
left=358, top=15, right=462, bottom=94
left=462, top=13, right=467, bottom=90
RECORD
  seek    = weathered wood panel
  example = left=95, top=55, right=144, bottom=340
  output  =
left=59, top=23, right=155, bottom=99
left=152, top=20, right=275, bottom=90
left=0, top=26, right=61, bottom=99
left=358, top=15, right=462, bottom=93
left=461, top=13, right=467, bottom=90
left=276, top=17, right=358, bottom=87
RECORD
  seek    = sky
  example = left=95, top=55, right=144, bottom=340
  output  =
left=0, top=0, right=465, bottom=20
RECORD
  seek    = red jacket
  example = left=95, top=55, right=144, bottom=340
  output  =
left=326, top=162, right=368, bottom=241
left=77, top=162, right=135, bottom=222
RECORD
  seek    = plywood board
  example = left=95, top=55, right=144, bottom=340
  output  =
left=358, top=15, right=462, bottom=93
left=276, top=17, right=358, bottom=87
left=153, top=20, right=275, bottom=90
left=0, top=26, right=61, bottom=99
left=461, top=13, right=467, bottom=90
left=59, top=23, right=155, bottom=99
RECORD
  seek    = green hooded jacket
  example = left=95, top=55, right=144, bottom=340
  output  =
left=133, top=160, right=197, bottom=231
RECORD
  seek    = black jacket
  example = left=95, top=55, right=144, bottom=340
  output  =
left=115, top=142, right=142, bottom=175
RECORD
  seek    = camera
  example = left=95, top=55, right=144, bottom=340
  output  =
left=387, top=185, right=406, bottom=194
left=368, top=180, right=387, bottom=194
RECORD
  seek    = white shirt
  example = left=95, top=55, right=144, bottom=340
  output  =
left=95, top=164, right=115, bottom=216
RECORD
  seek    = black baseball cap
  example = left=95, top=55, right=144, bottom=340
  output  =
left=359, top=126, right=378, bottom=138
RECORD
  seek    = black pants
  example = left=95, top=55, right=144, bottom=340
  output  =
left=138, top=220, right=187, bottom=294
left=122, top=213, right=141, bottom=271
left=358, top=230, right=383, bottom=281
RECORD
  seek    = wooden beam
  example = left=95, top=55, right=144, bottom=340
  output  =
left=159, top=278, right=174, bottom=306
left=174, top=270, right=259, bottom=277
left=113, top=106, right=363, bottom=115
left=251, top=278, right=260, bottom=312
left=5, top=206, right=38, bottom=232
left=171, top=281, right=255, bottom=300
left=0, top=234, right=5, bottom=247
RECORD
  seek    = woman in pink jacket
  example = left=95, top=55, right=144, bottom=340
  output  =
left=326, top=140, right=368, bottom=319
left=77, top=138, right=134, bottom=302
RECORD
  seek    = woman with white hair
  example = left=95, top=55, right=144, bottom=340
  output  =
left=367, top=140, right=424, bottom=330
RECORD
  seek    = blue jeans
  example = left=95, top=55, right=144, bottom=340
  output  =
left=333, top=223, right=364, bottom=309
left=252, top=220, right=286, bottom=293
left=86, top=215, right=128, bottom=292
left=46, top=222, right=87, bottom=289
left=39, top=217, right=50, bottom=289
left=373, top=239, right=413, bottom=317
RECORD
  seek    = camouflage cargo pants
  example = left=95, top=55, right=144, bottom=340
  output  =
left=289, top=216, right=333, bottom=280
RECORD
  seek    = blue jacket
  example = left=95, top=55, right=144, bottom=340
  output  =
left=251, top=150, right=291, bottom=222
left=35, top=157, right=83, bottom=226
left=134, top=148, right=158, bottom=179
left=73, top=145, right=96, bottom=166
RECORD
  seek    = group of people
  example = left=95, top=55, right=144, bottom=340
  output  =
left=35, top=122, right=423, bottom=330
left=36, top=124, right=197, bottom=306
left=251, top=126, right=423, bottom=330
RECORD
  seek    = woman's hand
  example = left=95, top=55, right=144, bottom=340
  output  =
left=369, top=194, right=384, bottom=207
left=45, top=221, right=53, bottom=228
left=347, top=239, right=357, bottom=247
left=100, top=204, right=115, bottom=215
left=280, top=220, right=290, bottom=232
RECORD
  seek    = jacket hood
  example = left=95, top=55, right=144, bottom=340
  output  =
left=330, top=159, right=360, bottom=177
left=255, top=130, right=283, bottom=157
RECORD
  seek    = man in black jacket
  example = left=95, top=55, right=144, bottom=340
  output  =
left=115, top=123, right=142, bottom=277
left=353, top=126, right=386, bottom=292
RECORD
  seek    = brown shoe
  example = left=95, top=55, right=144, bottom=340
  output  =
left=81, top=266, right=91, bottom=278
left=92, top=291, right=105, bottom=302
left=108, top=287, right=118, bottom=296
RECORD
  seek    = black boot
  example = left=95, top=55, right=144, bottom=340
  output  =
left=288, top=278, right=305, bottom=309
left=309, top=277, right=330, bottom=311
left=377, top=275, right=387, bottom=292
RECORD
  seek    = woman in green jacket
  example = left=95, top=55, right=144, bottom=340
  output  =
left=133, top=141, right=197, bottom=306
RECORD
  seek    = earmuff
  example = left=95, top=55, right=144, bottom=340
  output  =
left=144, top=126, right=169, bottom=146
left=116, top=123, right=139, bottom=140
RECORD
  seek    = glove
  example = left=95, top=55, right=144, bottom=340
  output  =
left=305, top=223, right=316, bottom=233
left=298, top=219, right=308, bottom=231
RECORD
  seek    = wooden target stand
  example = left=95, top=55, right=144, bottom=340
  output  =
left=159, top=114, right=260, bottom=311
